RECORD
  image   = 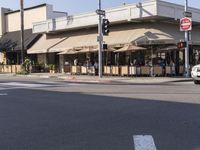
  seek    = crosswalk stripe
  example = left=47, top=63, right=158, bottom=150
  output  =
left=133, top=135, right=157, bottom=150
left=0, top=93, right=8, bottom=96
left=0, top=82, right=49, bottom=87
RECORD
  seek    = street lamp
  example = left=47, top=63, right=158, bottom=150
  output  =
left=20, top=0, right=24, bottom=64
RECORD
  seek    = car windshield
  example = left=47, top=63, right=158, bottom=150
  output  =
left=197, top=68, right=200, bottom=72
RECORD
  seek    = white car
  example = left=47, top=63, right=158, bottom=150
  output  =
left=191, top=64, right=200, bottom=84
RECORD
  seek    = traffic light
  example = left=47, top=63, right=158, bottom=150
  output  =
left=102, top=19, right=110, bottom=36
left=177, top=41, right=187, bottom=49
left=103, top=44, right=108, bottom=49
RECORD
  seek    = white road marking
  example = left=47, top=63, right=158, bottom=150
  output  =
left=0, top=87, right=25, bottom=91
left=0, top=82, right=49, bottom=88
left=133, top=135, right=157, bottom=150
left=0, top=93, right=8, bottom=96
left=67, top=83, right=89, bottom=86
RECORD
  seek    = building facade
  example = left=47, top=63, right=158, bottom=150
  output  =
left=1, top=0, right=200, bottom=76
left=0, top=4, right=67, bottom=67
left=27, top=0, right=200, bottom=76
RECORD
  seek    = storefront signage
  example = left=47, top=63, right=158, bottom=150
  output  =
left=180, top=17, right=192, bottom=31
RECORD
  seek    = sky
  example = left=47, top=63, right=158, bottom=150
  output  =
left=0, top=0, right=199, bottom=15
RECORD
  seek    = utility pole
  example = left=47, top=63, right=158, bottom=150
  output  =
left=184, top=0, right=190, bottom=78
left=20, top=0, right=25, bottom=64
left=98, top=0, right=103, bottom=78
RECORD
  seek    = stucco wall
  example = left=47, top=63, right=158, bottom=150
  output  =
left=5, top=4, right=67, bottom=32
left=46, top=5, right=67, bottom=19
left=0, top=52, right=6, bottom=64
left=5, top=6, right=47, bottom=32
left=0, top=8, right=10, bottom=36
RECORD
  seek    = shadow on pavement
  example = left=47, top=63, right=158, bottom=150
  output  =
left=0, top=88, right=200, bottom=150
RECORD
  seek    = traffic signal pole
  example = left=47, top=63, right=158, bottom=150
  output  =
left=98, top=0, right=103, bottom=78
left=185, top=0, right=190, bottom=78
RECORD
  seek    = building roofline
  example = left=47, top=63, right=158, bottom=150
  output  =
left=53, top=11, right=68, bottom=15
left=5, top=3, right=47, bottom=15
left=32, top=0, right=200, bottom=33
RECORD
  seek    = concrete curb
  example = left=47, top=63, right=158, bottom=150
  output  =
left=58, top=76, right=113, bottom=84
left=0, top=73, right=15, bottom=77
left=58, top=77, right=192, bottom=85
left=15, top=74, right=58, bottom=79
left=0, top=73, right=193, bottom=84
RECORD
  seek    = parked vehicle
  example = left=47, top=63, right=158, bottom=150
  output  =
left=191, top=64, right=200, bottom=84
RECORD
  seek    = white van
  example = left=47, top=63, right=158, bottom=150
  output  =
left=191, top=64, right=200, bottom=84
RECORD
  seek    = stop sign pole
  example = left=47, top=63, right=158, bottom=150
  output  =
left=184, top=0, right=190, bottom=78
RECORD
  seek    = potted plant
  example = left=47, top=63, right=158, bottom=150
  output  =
left=49, top=64, right=56, bottom=73
left=48, top=64, right=53, bottom=73
left=52, top=64, right=56, bottom=73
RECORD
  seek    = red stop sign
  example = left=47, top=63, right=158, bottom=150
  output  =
left=180, top=17, right=192, bottom=31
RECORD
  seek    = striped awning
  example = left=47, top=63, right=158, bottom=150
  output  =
left=28, top=34, right=66, bottom=54
left=28, top=23, right=200, bottom=54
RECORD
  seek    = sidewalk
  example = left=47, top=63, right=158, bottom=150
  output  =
left=0, top=73, right=192, bottom=84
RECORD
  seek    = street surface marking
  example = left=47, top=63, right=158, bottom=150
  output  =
left=67, top=83, right=89, bottom=86
left=133, top=135, right=157, bottom=150
left=0, top=93, right=8, bottom=96
left=0, top=82, right=49, bottom=88
left=0, top=87, right=26, bottom=91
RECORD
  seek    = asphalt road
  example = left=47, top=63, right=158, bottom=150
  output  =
left=0, top=76, right=200, bottom=150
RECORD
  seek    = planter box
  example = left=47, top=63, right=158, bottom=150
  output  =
left=141, top=66, right=150, bottom=76
left=129, top=66, right=137, bottom=75
left=88, top=66, right=95, bottom=75
left=0, top=65, right=22, bottom=73
left=64, top=65, right=71, bottom=73
left=179, top=66, right=184, bottom=75
left=49, top=70, right=56, bottom=73
left=136, top=67, right=141, bottom=75
left=121, top=66, right=129, bottom=76
left=153, top=66, right=162, bottom=76
left=71, top=66, right=81, bottom=75
left=112, top=66, right=119, bottom=76
left=166, top=66, right=171, bottom=75
left=81, top=66, right=87, bottom=74
left=104, top=66, right=111, bottom=75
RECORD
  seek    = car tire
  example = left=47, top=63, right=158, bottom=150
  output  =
left=194, top=80, right=200, bottom=84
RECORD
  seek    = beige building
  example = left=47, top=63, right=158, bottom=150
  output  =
left=0, top=4, right=67, bottom=65
left=1, top=0, right=200, bottom=76
left=28, top=0, right=200, bottom=76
